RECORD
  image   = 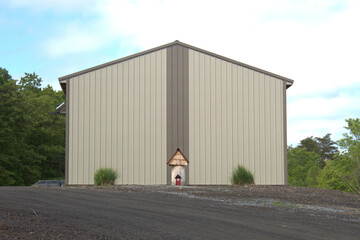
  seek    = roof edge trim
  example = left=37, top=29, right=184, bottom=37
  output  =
left=58, top=41, right=176, bottom=81
left=176, top=41, right=294, bottom=84
left=58, top=40, right=294, bottom=84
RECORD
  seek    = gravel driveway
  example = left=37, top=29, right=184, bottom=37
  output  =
left=0, top=185, right=359, bottom=239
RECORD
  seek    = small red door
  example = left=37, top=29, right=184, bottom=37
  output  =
left=175, top=175, right=181, bottom=186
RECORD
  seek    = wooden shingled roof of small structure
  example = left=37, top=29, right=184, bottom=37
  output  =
left=167, top=148, right=189, bottom=166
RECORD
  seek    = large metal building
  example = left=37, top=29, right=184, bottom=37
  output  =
left=59, top=41, right=294, bottom=185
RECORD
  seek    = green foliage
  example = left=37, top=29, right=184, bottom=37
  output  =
left=298, top=133, right=338, bottom=168
left=94, top=168, right=118, bottom=186
left=338, top=118, right=360, bottom=151
left=0, top=67, right=65, bottom=186
left=19, top=72, right=42, bottom=90
left=299, top=136, right=321, bottom=154
left=316, top=133, right=339, bottom=162
left=317, top=118, right=360, bottom=194
left=288, top=147, right=322, bottom=187
left=231, top=165, right=254, bottom=185
left=317, top=153, right=358, bottom=192
left=0, top=67, right=12, bottom=86
left=289, top=119, right=360, bottom=195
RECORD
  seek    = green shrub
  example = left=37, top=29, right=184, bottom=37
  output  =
left=231, top=165, right=255, bottom=185
left=94, top=168, right=118, bottom=186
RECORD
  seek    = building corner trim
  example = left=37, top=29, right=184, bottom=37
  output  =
left=65, top=81, right=70, bottom=185
left=283, top=81, right=288, bottom=185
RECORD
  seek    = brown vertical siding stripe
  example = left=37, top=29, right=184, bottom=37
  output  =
left=65, top=81, right=70, bottom=185
left=166, top=45, right=190, bottom=184
left=283, top=81, right=288, bottom=185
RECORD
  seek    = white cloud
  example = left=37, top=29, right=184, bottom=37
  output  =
left=287, top=118, right=346, bottom=147
left=17, top=0, right=360, bottom=145
left=289, top=97, right=349, bottom=120
left=6, top=0, right=97, bottom=13
left=287, top=84, right=360, bottom=145
left=44, top=22, right=107, bottom=57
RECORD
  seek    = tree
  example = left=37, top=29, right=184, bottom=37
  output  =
left=315, top=133, right=338, bottom=161
left=317, top=119, right=360, bottom=193
left=0, top=79, right=21, bottom=185
left=338, top=118, right=360, bottom=151
left=19, top=72, right=42, bottom=90
left=0, top=67, right=65, bottom=185
left=33, top=85, right=65, bottom=179
left=298, top=134, right=338, bottom=169
left=317, top=153, right=357, bottom=192
left=299, top=136, right=320, bottom=154
left=288, top=147, right=322, bottom=187
left=0, top=67, right=12, bottom=86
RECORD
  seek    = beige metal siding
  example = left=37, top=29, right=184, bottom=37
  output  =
left=188, top=50, right=285, bottom=185
left=68, top=49, right=167, bottom=185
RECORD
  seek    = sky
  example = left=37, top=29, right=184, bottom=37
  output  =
left=1, top=0, right=359, bottom=146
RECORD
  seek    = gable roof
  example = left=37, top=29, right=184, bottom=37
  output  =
left=58, top=40, right=294, bottom=86
left=167, top=148, right=189, bottom=166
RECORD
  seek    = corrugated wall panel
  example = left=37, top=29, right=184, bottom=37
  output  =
left=188, top=49, right=285, bottom=185
left=199, top=52, right=205, bottom=184
left=122, top=61, right=129, bottom=183
left=138, top=57, right=145, bottom=184
left=248, top=69, right=255, bottom=179
left=144, top=55, right=151, bottom=183
left=259, top=73, right=265, bottom=184
left=226, top=62, right=233, bottom=183
left=68, top=49, right=167, bottom=185
left=155, top=51, right=162, bottom=184
left=150, top=53, right=156, bottom=184
left=133, top=58, right=140, bottom=184
left=111, top=64, right=118, bottom=182
left=106, top=66, right=112, bottom=169
left=116, top=63, right=123, bottom=184
left=95, top=70, right=101, bottom=180
left=161, top=49, right=167, bottom=184
left=210, top=57, right=216, bottom=184
left=232, top=65, right=238, bottom=181
left=83, top=73, right=90, bottom=184
left=215, top=58, right=222, bottom=183
left=89, top=71, right=95, bottom=184
left=128, top=59, right=134, bottom=184
left=253, top=71, right=260, bottom=183
left=242, top=68, right=250, bottom=175
left=204, top=55, right=211, bottom=183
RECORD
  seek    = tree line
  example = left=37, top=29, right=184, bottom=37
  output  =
left=0, top=67, right=65, bottom=185
left=288, top=118, right=360, bottom=194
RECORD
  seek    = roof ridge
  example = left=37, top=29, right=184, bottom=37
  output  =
left=59, top=40, right=294, bottom=85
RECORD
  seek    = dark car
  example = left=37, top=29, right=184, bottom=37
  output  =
left=33, top=180, right=64, bottom=187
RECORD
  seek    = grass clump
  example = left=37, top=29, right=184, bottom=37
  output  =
left=273, top=201, right=284, bottom=207
left=231, top=165, right=255, bottom=185
left=94, top=168, right=118, bottom=186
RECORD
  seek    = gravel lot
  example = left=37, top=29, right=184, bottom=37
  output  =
left=0, top=185, right=359, bottom=239
left=92, top=184, right=360, bottom=208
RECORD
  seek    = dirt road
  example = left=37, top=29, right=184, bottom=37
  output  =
left=0, top=186, right=359, bottom=239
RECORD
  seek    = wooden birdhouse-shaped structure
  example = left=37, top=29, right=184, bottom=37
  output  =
left=167, top=148, right=189, bottom=185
